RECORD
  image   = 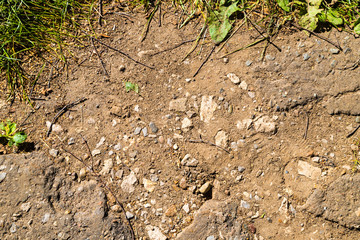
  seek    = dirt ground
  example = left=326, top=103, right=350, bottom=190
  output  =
left=1, top=3, right=360, bottom=240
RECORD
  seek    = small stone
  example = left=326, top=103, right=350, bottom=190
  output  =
left=311, top=157, right=320, bottom=163
left=199, top=182, right=212, bottom=194
left=265, top=55, right=275, bottom=61
left=253, top=116, right=276, bottom=133
left=79, top=168, right=86, bottom=181
left=143, top=178, right=157, bottom=192
left=0, top=172, right=6, bottom=183
left=200, top=96, right=218, bottom=123
left=42, top=213, right=50, bottom=223
left=146, top=226, right=167, bottom=240
left=223, top=57, right=229, bottom=63
left=10, top=223, right=17, bottom=233
left=356, top=116, right=360, bottom=123
left=215, top=130, right=228, bottom=148
left=126, top=211, right=134, bottom=219
left=149, top=122, right=158, bottom=133
left=303, top=53, right=310, bottom=61
left=169, top=98, right=187, bottom=112
left=165, top=205, right=177, bottom=217
left=181, top=154, right=199, bottom=167
left=206, top=236, right=216, bottom=240
left=173, top=144, right=179, bottom=150
left=245, top=60, right=252, bottom=66
left=49, top=149, right=59, bottom=157
left=119, top=65, right=126, bottom=71
left=185, top=78, right=192, bottom=83
left=121, top=172, right=138, bottom=193
left=115, top=170, right=124, bottom=179
left=227, top=73, right=240, bottom=84
left=239, top=81, right=248, bottom=90
left=298, top=160, right=321, bottom=179
left=241, top=200, right=250, bottom=209
left=114, top=143, right=121, bottom=151
left=248, top=92, right=255, bottom=98
left=150, top=174, right=159, bottom=182
left=20, top=203, right=31, bottom=212
left=181, top=117, right=193, bottom=131
left=134, top=127, right=142, bottom=135
left=91, top=149, right=101, bottom=156
left=186, top=111, right=196, bottom=118
left=179, top=177, right=188, bottom=189
left=330, top=48, right=340, bottom=54
left=96, top=136, right=106, bottom=148
left=182, top=204, right=190, bottom=213
left=99, top=159, right=113, bottom=175
left=68, top=137, right=75, bottom=145
left=46, top=121, right=63, bottom=132
left=129, top=151, right=137, bottom=159
left=141, top=127, right=148, bottom=137
left=235, top=175, right=243, bottom=182
left=238, top=166, right=246, bottom=173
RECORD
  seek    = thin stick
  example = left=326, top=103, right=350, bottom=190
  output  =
left=19, top=105, right=40, bottom=127
left=150, top=39, right=196, bottom=56
left=187, top=138, right=230, bottom=154
left=99, top=0, right=103, bottom=26
left=193, top=45, right=215, bottom=77
left=290, top=22, right=343, bottom=51
left=246, top=15, right=281, bottom=52
left=217, top=19, right=247, bottom=53
left=90, top=37, right=109, bottom=76
left=303, top=113, right=310, bottom=139
left=91, top=37, right=155, bottom=69
left=46, top=97, right=87, bottom=137
left=347, top=124, right=360, bottom=138
left=220, top=37, right=266, bottom=58
left=158, top=3, right=162, bottom=27
left=336, top=58, right=360, bottom=70
left=182, top=24, right=207, bottom=61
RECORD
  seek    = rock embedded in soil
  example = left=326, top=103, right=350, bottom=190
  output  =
left=253, top=116, right=276, bottom=133
left=200, top=96, right=218, bottom=123
left=99, top=159, right=113, bottom=175
left=199, top=182, right=212, bottom=194
left=227, top=73, right=241, bottom=84
left=214, top=130, right=229, bottom=148
left=181, top=154, right=199, bottom=167
left=121, top=172, right=138, bottom=193
left=165, top=205, right=177, bottom=217
left=143, top=178, right=157, bottom=192
left=181, top=117, right=193, bottom=131
left=169, top=98, right=187, bottom=112
left=302, top=174, right=360, bottom=229
left=49, top=149, right=59, bottom=157
left=0, top=172, right=6, bottom=183
left=297, top=160, right=321, bottom=180
left=134, top=127, right=142, bottom=135
left=146, top=226, right=167, bottom=240
left=149, top=122, right=158, bottom=133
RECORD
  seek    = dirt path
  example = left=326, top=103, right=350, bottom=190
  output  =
left=1, top=6, right=360, bottom=240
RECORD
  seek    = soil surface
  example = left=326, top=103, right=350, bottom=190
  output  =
left=1, top=3, right=360, bottom=240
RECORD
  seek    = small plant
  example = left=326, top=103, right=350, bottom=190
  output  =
left=0, top=120, right=27, bottom=147
left=124, top=81, right=139, bottom=94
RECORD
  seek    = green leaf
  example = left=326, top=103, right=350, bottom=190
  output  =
left=299, top=14, right=319, bottom=31
left=208, top=1, right=241, bottom=44
left=8, top=139, right=14, bottom=147
left=0, top=122, right=5, bottom=131
left=13, top=132, right=27, bottom=145
left=125, top=82, right=139, bottom=93
left=277, top=0, right=290, bottom=12
left=354, top=23, right=360, bottom=34
left=8, top=122, right=16, bottom=135
left=326, top=9, right=343, bottom=26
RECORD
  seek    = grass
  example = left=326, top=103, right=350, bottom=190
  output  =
left=0, top=0, right=94, bottom=102
left=0, top=0, right=359, bottom=102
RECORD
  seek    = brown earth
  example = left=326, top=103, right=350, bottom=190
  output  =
left=1, top=3, right=360, bottom=240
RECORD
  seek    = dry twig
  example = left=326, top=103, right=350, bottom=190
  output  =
left=193, top=45, right=216, bottom=77
left=187, top=136, right=230, bottom=154
left=90, top=37, right=109, bottom=76
left=46, top=97, right=87, bottom=137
